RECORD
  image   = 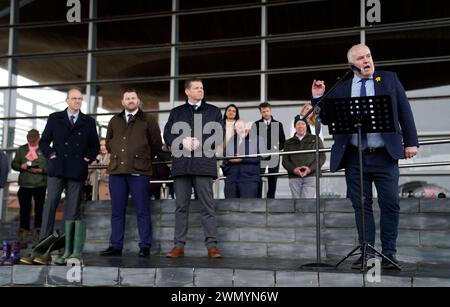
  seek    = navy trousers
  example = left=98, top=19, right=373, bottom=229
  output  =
left=224, top=181, right=259, bottom=198
left=344, top=146, right=400, bottom=256
left=109, top=174, right=152, bottom=250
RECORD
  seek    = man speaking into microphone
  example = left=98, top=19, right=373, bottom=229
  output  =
left=312, top=44, right=419, bottom=269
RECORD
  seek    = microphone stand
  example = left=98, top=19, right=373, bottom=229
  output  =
left=300, top=68, right=354, bottom=270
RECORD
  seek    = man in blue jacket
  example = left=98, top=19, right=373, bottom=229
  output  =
left=164, top=78, right=223, bottom=258
left=39, top=88, right=100, bottom=241
left=222, top=119, right=264, bottom=198
left=313, top=44, right=418, bottom=269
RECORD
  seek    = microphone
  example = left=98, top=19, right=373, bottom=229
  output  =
left=349, top=64, right=362, bottom=74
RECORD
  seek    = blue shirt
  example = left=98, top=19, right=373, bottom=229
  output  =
left=350, top=75, right=385, bottom=148
left=67, top=110, right=80, bottom=124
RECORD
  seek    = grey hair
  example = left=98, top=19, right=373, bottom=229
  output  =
left=347, top=44, right=370, bottom=63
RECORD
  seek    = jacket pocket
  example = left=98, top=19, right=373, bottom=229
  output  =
left=47, top=156, right=61, bottom=177
left=134, top=155, right=151, bottom=171
left=109, top=156, right=118, bottom=171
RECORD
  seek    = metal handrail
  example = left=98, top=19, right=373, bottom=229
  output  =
left=2, top=138, right=449, bottom=165
left=4, top=139, right=450, bottom=200
left=88, top=159, right=450, bottom=200
left=71, top=138, right=450, bottom=169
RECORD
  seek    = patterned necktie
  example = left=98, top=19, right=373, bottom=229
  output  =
left=70, top=115, right=75, bottom=126
left=127, top=113, right=133, bottom=124
left=360, top=79, right=368, bottom=149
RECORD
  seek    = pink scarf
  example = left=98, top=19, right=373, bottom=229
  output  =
left=25, top=143, right=39, bottom=161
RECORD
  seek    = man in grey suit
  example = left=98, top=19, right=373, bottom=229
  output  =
left=163, top=78, right=223, bottom=258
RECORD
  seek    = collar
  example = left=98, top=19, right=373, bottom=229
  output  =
left=67, top=110, right=80, bottom=119
left=188, top=100, right=202, bottom=109
left=295, top=133, right=306, bottom=141
left=352, top=74, right=374, bottom=85
left=263, top=116, right=272, bottom=124
left=125, top=109, right=139, bottom=117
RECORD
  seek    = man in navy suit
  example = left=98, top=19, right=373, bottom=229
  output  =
left=312, top=44, right=419, bottom=269
left=39, top=88, right=100, bottom=240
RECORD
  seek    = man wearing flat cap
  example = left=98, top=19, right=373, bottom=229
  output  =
left=282, top=115, right=326, bottom=198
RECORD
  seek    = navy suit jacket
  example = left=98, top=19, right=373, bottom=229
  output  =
left=319, top=71, right=419, bottom=172
left=40, top=108, right=100, bottom=181
left=222, top=133, right=264, bottom=184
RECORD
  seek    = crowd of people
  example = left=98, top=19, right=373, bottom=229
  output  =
left=0, top=44, right=418, bottom=270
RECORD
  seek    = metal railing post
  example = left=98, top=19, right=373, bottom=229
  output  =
left=91, top=170, right=99, bottom=201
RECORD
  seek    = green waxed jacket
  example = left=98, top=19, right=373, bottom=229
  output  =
left=11, top=144, right=48, bottom=188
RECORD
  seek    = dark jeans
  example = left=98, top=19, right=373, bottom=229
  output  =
left=344, top=146, right=400, bottom=256
left=18, top=186, right=46, bottom=230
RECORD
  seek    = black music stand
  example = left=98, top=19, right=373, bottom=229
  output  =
left=323, top=95, right=401, bottom=271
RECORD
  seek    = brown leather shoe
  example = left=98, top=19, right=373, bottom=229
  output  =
left=207, top=247, right=222, bottom=258
left=166, top=246, right=184, bottom=258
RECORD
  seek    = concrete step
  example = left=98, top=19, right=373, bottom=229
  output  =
left=82, top=198, right=450, bottom=262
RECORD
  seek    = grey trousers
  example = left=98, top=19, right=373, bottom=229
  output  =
left=39, top=176, right=83, bottom=240
left=173, top=176, right=218, bottom=248
left=288, top=176, right=316, bottom=199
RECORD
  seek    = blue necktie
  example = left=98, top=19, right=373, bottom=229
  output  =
left=360, top=79, right=368, bottom=149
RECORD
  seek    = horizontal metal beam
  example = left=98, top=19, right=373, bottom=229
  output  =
left=1, top=17, right=450, bottom=60
left=2, top=54, right=450, bottom=91
left=0, top=0, right=324, bottom=30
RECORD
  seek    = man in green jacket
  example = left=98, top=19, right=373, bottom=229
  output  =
left=100, top=89, right=162, bottom=258
left=282, top=116, right=325, bottom=198
left=11, top=129, right=47, bottom=247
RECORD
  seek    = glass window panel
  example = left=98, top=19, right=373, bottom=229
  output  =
left=19, top=0, right=89, bottom=23
left=366, top=27, right=450, bottom=62
left=16, top=97, right=32, bottom=113
left=97, top=18, right=171, bottom=49
left=17, top=86, right=82, bottom=114
left=0, top=59, right=8, bottom=86
left=4, top=85, right=87, bottom=147
left=384, top=61, right=450, bottom=93
left=93, top=81, right=169, bottom=112
left=97, top=51, right=170, bottom=80
left=0, top=89, right=5, bottom=116
left=98, top=0, right=171, bottom=17
left=178, top=76, right=259, bottom=102
left=18, top=24, right=88, bottom=53
left=378, top=0, right=450, bottom=24
left=179, top=45, right=260, bottom=75
left=94, top=81, right=169, bottom=137
left=268, top=0, right=359, bottom=35
left=0, top=0, right=10, bottom=24
left=268, top=35, right=359, bottom=69
left=180, top=0, right=260, bottom=10
left=17, top=56, right=86, bottom=86
left=269, top=61, right=450, bottom=101
left=268, top=70, right=346, bottom=101
left=0, top=30, right=8, bottom=55
left=179, top=9, right=260, bottom=42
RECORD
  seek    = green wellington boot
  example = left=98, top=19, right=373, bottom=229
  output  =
left=54, top=220, right=75, bottom=265
left=68, top=220, right=86, bottom=261
left=19, top=230, right=61, bottom=265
